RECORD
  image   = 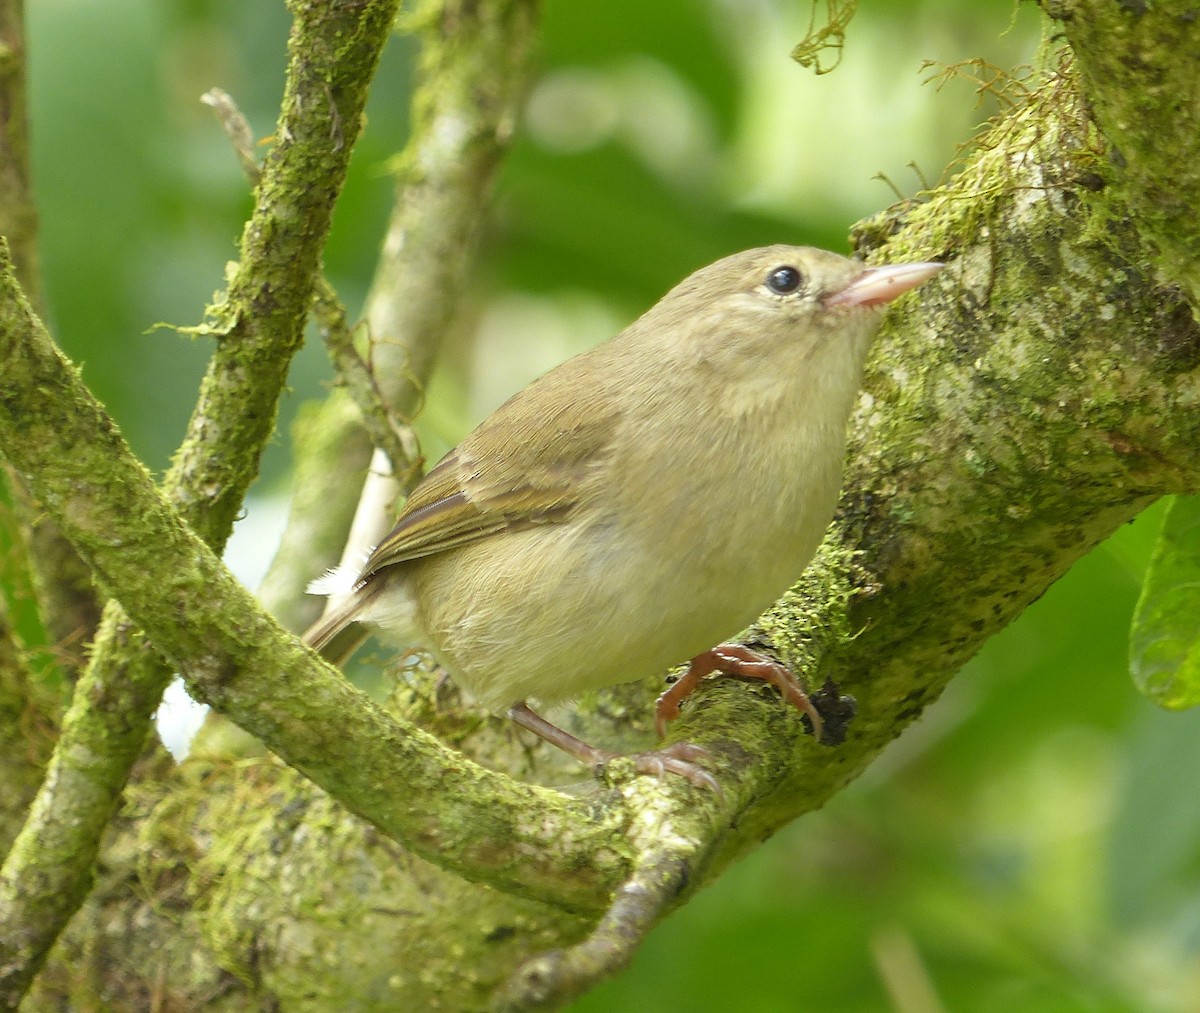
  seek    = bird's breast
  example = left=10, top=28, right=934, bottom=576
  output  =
left=611, top=407, right=847, bottom=612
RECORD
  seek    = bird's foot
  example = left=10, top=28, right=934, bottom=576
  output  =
left=506, top=703, right=720, bottom=792
left=656, top=642, right=829, bottom=743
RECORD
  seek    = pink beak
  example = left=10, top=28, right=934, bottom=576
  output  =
left=827, top=261, right=943, bottom=309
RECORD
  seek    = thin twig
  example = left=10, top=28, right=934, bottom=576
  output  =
left=200, top=88, right=260, bottom=184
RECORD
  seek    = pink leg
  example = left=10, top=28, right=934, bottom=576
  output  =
left=507, top=703, right=719, bottom=792
left=655, top=643, right=824, bottom=743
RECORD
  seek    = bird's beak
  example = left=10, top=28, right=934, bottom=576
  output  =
left=826, top=261, right=943, bottom=309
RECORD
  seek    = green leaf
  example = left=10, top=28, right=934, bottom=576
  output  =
left=1130, top=494, right=1200, bottom=710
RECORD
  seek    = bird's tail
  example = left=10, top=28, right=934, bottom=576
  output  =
left=302, top=583, right=379, bottom=666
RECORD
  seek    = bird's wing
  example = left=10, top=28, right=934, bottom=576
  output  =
left=359, top=366, right=621, bottom=580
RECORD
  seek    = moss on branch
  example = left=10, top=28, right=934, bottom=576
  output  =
left=0, top=241, right=636, bottom=920
left=1042, top=0, right=1200, bottom=301
left=0, top=0, right=406, bottom=1004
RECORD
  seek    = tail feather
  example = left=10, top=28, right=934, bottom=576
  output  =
left=302, top=598, right=359, bottom=652
left=302, top=583, right=379, bottom=666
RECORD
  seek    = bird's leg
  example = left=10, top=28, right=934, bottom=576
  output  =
left=506, top=702, right=719, bottom=792
left=655, top=642, right=825, bottom=743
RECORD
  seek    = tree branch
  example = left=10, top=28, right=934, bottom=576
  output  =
left=0, top=0, right=100, bottom=668
left=0, top=0, right=38, bottom=305
left=0, top=238, right=640, bottom=913
left=1041, top=0, right=1200, bottom=301
left=0, top=0, right=402, bottom=1003
left=279, top=0, right=541, bottom=632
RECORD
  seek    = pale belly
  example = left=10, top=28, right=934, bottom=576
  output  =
left=404, top=478, right=837, bottom=711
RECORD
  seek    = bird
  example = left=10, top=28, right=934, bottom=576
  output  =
left=304, top=246, right=942, bottom=788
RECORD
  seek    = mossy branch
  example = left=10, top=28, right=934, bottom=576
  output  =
left=0, top=0, right=99, bottom=670
left=1041, top=0, right=1200, bottom=303
left=0, top=238, right=636, bottom=921
left=0, top=0, right=38, bottom=307
left=0, top=0, right=403, bottom=1004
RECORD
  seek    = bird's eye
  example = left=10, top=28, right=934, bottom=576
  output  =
left=765, top=265, right=803, bottom=295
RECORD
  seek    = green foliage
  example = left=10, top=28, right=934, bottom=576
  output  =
left=1130, top=495, right=1200, bottom=710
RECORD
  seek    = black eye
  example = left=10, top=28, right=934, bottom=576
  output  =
left=765, top=265, right=803, bottom=295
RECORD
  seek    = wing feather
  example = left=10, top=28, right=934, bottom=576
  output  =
left=358, top=360, right=622, bottom=583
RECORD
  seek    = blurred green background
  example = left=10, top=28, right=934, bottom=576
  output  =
left=23, top=0, right=1200, bottom=1009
